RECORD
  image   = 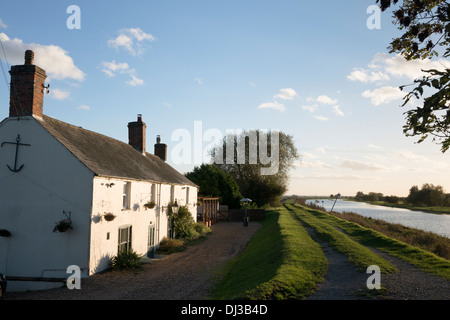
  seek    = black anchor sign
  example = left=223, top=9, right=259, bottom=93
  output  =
left=1, top=134, right=31, bottom=172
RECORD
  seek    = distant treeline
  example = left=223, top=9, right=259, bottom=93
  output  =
left=354, top=183, right=450, bottom=207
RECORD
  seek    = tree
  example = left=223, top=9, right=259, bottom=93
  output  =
left=406, top=183, right=446, bottom=205
left=211, top=130, right=299, bottom=207
left=185, top=164, right=242, bottom=208
left=377, top=0, right=450, bottom=152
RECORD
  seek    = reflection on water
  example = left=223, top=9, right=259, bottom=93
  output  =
left=305, top=199, right=450, bottom=238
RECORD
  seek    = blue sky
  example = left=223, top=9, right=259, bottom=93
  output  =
left=1, top=0, right=449, bottom=197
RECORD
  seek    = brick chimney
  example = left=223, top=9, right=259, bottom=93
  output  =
left=154, top=135, right=167, bottom=162
left=9, top=50, right=47, bottom=118
left=128, top=114, right=146, bottom=154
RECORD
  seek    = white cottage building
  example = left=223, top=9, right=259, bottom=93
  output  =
left=0, top=50, right=198, bottom=291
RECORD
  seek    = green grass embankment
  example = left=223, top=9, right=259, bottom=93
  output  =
left=293, top=204, right=450, bottom=281
left=285, top=204, right=397, bottom=274
left=210, top=208, right=328, bottom=300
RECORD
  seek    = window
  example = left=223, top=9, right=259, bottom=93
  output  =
left=147, top=225, right=156, bottom=258
left=186, top=187, right=190, bottom=204
left=170, top=185, right=175, bottom=203
left=151, top=184, right=156, bottom=202
left=118, top=225, right=132, bottom=253
left=123, top=182, right=131, bottom=209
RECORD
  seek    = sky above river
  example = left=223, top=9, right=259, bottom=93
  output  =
left=0, top=1, right=449, bottom=197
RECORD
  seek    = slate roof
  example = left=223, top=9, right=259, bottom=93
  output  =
left=36, top=115, right=198, bottom=187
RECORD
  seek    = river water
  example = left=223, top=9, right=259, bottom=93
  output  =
left=305, top=199, right=450, bottom=238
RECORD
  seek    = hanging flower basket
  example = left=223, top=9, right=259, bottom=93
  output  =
left=53, top=219, right=72, bottom=233
left=0, top=229, right=11, bottom=237
left=53, top=211, right=73, bottom=233
left=144, top=201, right=156, bottom=209
left=104, top=212, right=116, bottom=221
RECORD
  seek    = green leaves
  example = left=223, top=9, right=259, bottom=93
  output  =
left=401, top=67, right=450, bottom=152
left=378, top=0, right=450, bottom=152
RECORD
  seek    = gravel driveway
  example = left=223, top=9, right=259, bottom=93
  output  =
left=4, top=220, right=450, bottom=300
left=4, top=221, right=261, bottom=300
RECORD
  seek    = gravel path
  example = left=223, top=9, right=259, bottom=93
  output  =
left=307, top=228, right=450, bottom=300
left=4, top=220, right=450, bottom=300
left=4, top=222, right=261, bottom=300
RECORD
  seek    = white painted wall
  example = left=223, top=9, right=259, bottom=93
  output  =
left=0, top=116, right=199, bottom=290
left=0, top=117, right=94, bottom=290
left=89, top=177, right=198, bottom=274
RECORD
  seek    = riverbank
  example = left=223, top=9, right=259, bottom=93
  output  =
left=354, top=200, right=450, bottom=215
left=211, top=205, right=450, bottom=300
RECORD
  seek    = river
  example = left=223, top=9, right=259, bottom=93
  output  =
left=305, top=199, right=450, bottom=238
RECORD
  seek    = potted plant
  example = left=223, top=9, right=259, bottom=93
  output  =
left=53, top=211, right=73, bottom=233
left=144, top=201, right=156, bottom=209
left=103, top=212, right=116, bottom=221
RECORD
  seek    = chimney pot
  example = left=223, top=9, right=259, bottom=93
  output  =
left=24, top=50, right=34, bottom=65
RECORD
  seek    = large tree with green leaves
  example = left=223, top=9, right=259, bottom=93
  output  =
left=377, top=0, right=450, bottom=152
left=210, top=130, right=299, bottom=207
left=185, top=164, right=242, bottom=208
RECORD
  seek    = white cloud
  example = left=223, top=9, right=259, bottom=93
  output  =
left=317, top=95, right=338, bottom=105
left=302, top=104, right=318, bottom=113
left=295, top=172, right=370, bottom=181
left=77, top=105, right=90, bottom=110
left=101, top=60, right=144, bottom=86
left=0, top=19, right=7, bottom=28
left=297, top=160, right=333, bottom=169
left=370, top=53, right=450, bottom=81
left=101, top=60, right=130, bottom=77
left=393, top=150, right=429, bottom=162
left=347, top=68, right=389, bottom=83
left=49, top=88, right=70, bottom=100
left=367, top=144, right=381, bottom=149
left=349, top=53, right=450, bottom=85
left=259, top=88, right=297, bottom=112
left=127, top=74, right=144, bottom=86
left=0, top=32, right=85, bottom=81
left=302, top=152, right=317, bottom=159
left=362, top=86, right=404, bottom=106
left=313, top=115, right=328, bottom=121
left=340, top=159, right=384, bottom=171
left=258, top=101, right=285, bottom=112
left=275, top=88, right=298, bottom=100
left=127, top=28, right=155, bottom=42
left=332, top=105, right=344, bottom=117
left=316, top=147, right=327, bottom=154
left=108, top=28, right=155, bottom=56
left=194, top=77, right=203, bottom=85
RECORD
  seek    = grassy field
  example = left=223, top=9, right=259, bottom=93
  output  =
left=210, top=204, right=450, bottom=300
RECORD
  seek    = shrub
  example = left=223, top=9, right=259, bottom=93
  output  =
left=111, top=249, right=143, bottom=271
left=157, top=237, right=186, bottom=254
left=193, top=222, right=212, bottom=236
